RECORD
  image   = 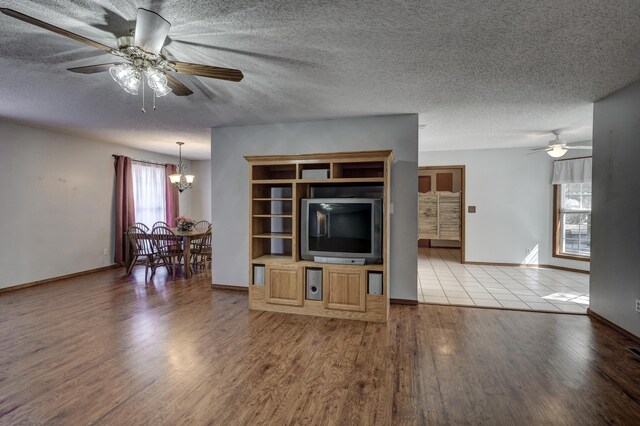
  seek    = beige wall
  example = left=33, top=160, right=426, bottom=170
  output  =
left=0, top=119, right=192, bottom=289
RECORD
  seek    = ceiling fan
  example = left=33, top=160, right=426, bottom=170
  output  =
left=0, top=7, right=244, bottom=110
left=529, top=131, right=592, bottom=158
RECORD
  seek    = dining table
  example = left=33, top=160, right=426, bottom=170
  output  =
left=170, top=227, right=208, bottom=279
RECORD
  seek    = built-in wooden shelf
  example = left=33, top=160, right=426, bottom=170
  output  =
left=297, top=177, right=385, bottom=184
left=252, top=254, right=293, bottom=264
left=252, top=232, right=293, bottom=239
left=246, top=150, right=393, bottom=323
left=252, top=179, right=295, bottom=184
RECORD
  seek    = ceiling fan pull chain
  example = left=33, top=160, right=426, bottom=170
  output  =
left=153, top=90, right=157, bottom=110
left=141, top=73, right=146, bottom=113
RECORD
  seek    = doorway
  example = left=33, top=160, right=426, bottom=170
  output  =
left=418, top=166, right=465, bottom=263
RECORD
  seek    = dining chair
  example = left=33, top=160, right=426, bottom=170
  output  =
left=190, top=220, right=211, bottom=249
left=126, top=225, right=158, bottom=281
left=151, top=226, right=187, bottom=279
left=194, top=220, right=211, bottom=231
left=191, top=227, right=212, bottom=270
left=134, top=222, right=150, bottom=231
left=152, top=221, right=169, bottom=229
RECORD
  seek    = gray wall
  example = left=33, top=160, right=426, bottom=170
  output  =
left=591, top=80, right=640, bottom=337
left=211, top=114, right=418, bottom=300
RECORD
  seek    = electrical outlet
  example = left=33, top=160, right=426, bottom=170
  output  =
left=636, top=299, right=640, bottom=313
left=526, top=248, right=531, bottom=254
left=103, top=248, right=109, bottom=255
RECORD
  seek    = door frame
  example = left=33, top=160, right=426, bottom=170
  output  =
left=418, top=165, right=466, bottom=264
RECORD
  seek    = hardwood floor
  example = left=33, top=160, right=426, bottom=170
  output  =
left=0, top=268, right=639, bottom=425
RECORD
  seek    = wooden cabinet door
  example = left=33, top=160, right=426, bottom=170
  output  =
left=418, top=175, right=432, bottom=193
left=324, top=268, right=366, bottom=312
left=265, top=265, right=302, bottom=306
left=436, top=172, right=453, bottom=192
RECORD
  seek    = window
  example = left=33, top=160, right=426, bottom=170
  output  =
left=554, top=182, right=591, bottom=259
left=132, top=161, right=166, bottom=228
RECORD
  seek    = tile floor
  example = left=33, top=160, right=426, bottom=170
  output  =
left=418, top=247, right=589, bottom=313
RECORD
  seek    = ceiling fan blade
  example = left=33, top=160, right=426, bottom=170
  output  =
left=67, top=63, right=119, bottom=74
left=526, top=151, right=543, bottom=156
left=172, top=61, right=244, bottom=82
left=529, top=147, right=548, bottom=151
left=0, top=8, right=112, bottom=52
left=134, top=8, right=170, bottom=54
left=166, top=74, right=193, bottom=96
left=565, top=146, right=593, bottom=150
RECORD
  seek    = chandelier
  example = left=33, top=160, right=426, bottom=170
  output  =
left=168, top=142, right=195, bottom=192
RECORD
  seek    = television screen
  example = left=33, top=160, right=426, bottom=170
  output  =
left=307, top=202, right=372, bottom=254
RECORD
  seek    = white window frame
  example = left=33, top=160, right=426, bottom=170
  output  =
left=554, top=182, right=591, bottom=260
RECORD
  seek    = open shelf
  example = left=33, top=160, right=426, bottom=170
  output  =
left=333, top=161, right=385, bottom=179
left=252, top=184, right=293, bottom=199
left=252, top=164, right=297, bottom=180
left=299, top=162, right=331, bottom=179
left=252, top=254, right=293, bottom=264
left=297, top=177, right=384, bottom=184
left=253, top=232, right=293, bottom=239
left=252, top=179, right=295, bottom=184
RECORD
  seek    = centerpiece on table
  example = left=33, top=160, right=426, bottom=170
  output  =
left=175, top=216, right=196, bottom=232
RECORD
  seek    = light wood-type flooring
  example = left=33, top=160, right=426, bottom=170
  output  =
left=1, top=267, right=639, bottom=424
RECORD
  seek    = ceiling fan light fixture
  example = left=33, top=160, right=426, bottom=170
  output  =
left=144, top=68, right=172, bottom=97
left=547, top=145, right=568, bottom=158
left=109, top=63, right=140, bottom=95
left=145, top=68, right=166, bottom=88
left=153, top=83, right=172, bottom=97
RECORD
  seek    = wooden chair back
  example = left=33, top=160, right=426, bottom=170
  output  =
left=152, top=221, right=169, bottom=229
left=151, top=226, right=180, bottom=256
left=127, top=225, right=154, bottom=256
left=134, top=222, right=150, bottom=231
left=197, top=229, right=212, bottom=252
left=194, top=220, right=211, bottom=232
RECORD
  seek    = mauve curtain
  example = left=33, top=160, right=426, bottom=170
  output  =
left=115, top=156, right=135, bottom=265
left=165, top=164, right=179, bottom=226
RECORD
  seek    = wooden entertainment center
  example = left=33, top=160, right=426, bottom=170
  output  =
left=245, top=150, right=392, bottom=322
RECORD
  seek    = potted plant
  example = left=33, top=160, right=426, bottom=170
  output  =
left=175, top=216, right=196, bottom=232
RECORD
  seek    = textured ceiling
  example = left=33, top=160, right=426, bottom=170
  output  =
left=1, top=0, right=639, bottom=159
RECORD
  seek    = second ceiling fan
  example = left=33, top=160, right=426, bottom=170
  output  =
left=529, top=131, right=592, bottom=158
left=0, top=7, right=244, bottom=109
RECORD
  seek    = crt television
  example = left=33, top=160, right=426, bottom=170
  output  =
left=300, top=198, right=383, bottom=264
